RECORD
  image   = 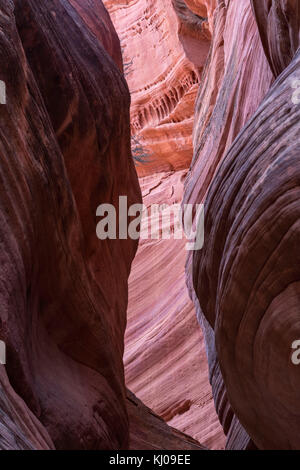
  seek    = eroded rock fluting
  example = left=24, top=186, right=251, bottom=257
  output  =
left=194, top=51, right=300, bottom=450
left=1, top=0, right=299, bottom=451
left=105, top=0, right=211, bottom=176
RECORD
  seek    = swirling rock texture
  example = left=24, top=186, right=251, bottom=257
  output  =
left=0, top=0, right=203, bottom=451
left=183, top=0, right=275, bottom=449
left=182, top=0, right=277, bottom=449
left=104, top=0, right=226, bottom=449
left=0, top=0, right=139, bottom=450
left=187, top=0, right=300, bottom=450
left=251, top=0, right=300, bottom=77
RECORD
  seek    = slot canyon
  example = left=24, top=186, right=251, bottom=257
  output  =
left=0, top=0, right=299, bottom=452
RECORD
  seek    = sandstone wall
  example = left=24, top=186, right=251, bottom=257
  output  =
left=188, top=0, right=300, bottom=449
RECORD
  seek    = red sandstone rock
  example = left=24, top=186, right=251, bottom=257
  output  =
left=183, top=0, right=274, bottom=449
left=14, top=0, right=141, bottom=355
left=0, top=0, right=209, bottom=451
left=69, top=0, right=123, bottom=71
left=0, top=0, right=140, bottom=449
left=106, top=0, right=225, bottom=449
left=0, top=368, right=53, bottom=450
left=2, top=0, right=298, bottom=451
left=188, top=0, right=300, bottom=450
left=194, top=46, right=300, bottom=449
left=125, top=171, right=225, bottom=449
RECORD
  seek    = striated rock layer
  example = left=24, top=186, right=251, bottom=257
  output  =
left=0, top=0, right=140, bottom=449
left=186, top=0, right=300, bottom=450
left=125, top=172, right=225, bottom=449
left=251, top=0, right=300, bottom=77
left=104, top=0, right=211, bottom=176
left=195, top=48, right=300, bottom=450
left=183, top=0, right=275, bottom=449
left=127, top=390, right=206, bottom=450
left=14, top=0, right=141, bottom=356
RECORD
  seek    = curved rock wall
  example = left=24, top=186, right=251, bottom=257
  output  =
left=251, top=0, right=300, bottom=77
left=2, top=0, right=298, bottom=451
left=14, top=0, right=140, bottom=354
left=187, top=0, right=300, bottom=450
left=125, top=171, right=225, bottom=449
left=183, top=0, right=275, bottom=449
left=127, top=390, right=206, bottom=450
left=0, top=0, right=138, bottom=450
left=195, top=46, right=300, bottom=449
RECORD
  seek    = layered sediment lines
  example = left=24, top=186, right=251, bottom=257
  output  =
left=183, top=0, right=274, bottom=449
left=124, top=172, right=225, bottom=449
left=195, top=47, right=300, bottom=449
left=3, top=0, right=298, bottom=451
left=127, top=390, right=206, bottom=450
left=186, top=0, right=300, bottom=449
left=104, top=0, right=211, bottom=176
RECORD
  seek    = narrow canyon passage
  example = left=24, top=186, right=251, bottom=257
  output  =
left=124, top=171, right=225, bottom=449
left=104, top=0, right=225, bottom=449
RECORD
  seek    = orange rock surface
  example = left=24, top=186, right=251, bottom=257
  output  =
left=0, top=0, right=141, bottom=449
left=1, top=0, right=299, bottom=451
left=105, top=0, right=211, bottom=176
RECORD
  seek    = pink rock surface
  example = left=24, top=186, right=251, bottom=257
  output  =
left=105, top=0, right=226, bottom=449
left=187, top=0, right=300, bottom=450
left=127, top=390, right=206, bottom=450
left=0, top=0, right=209, bottom=450
left=251, top=0, right=300, bottom=77
left=125, top=171, right=225, bottom=449
left=2, top=0, right=298, bottom=451
left=0, top=368, right=53, bottom=450
left=104, top=0, right=211, bottom=176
